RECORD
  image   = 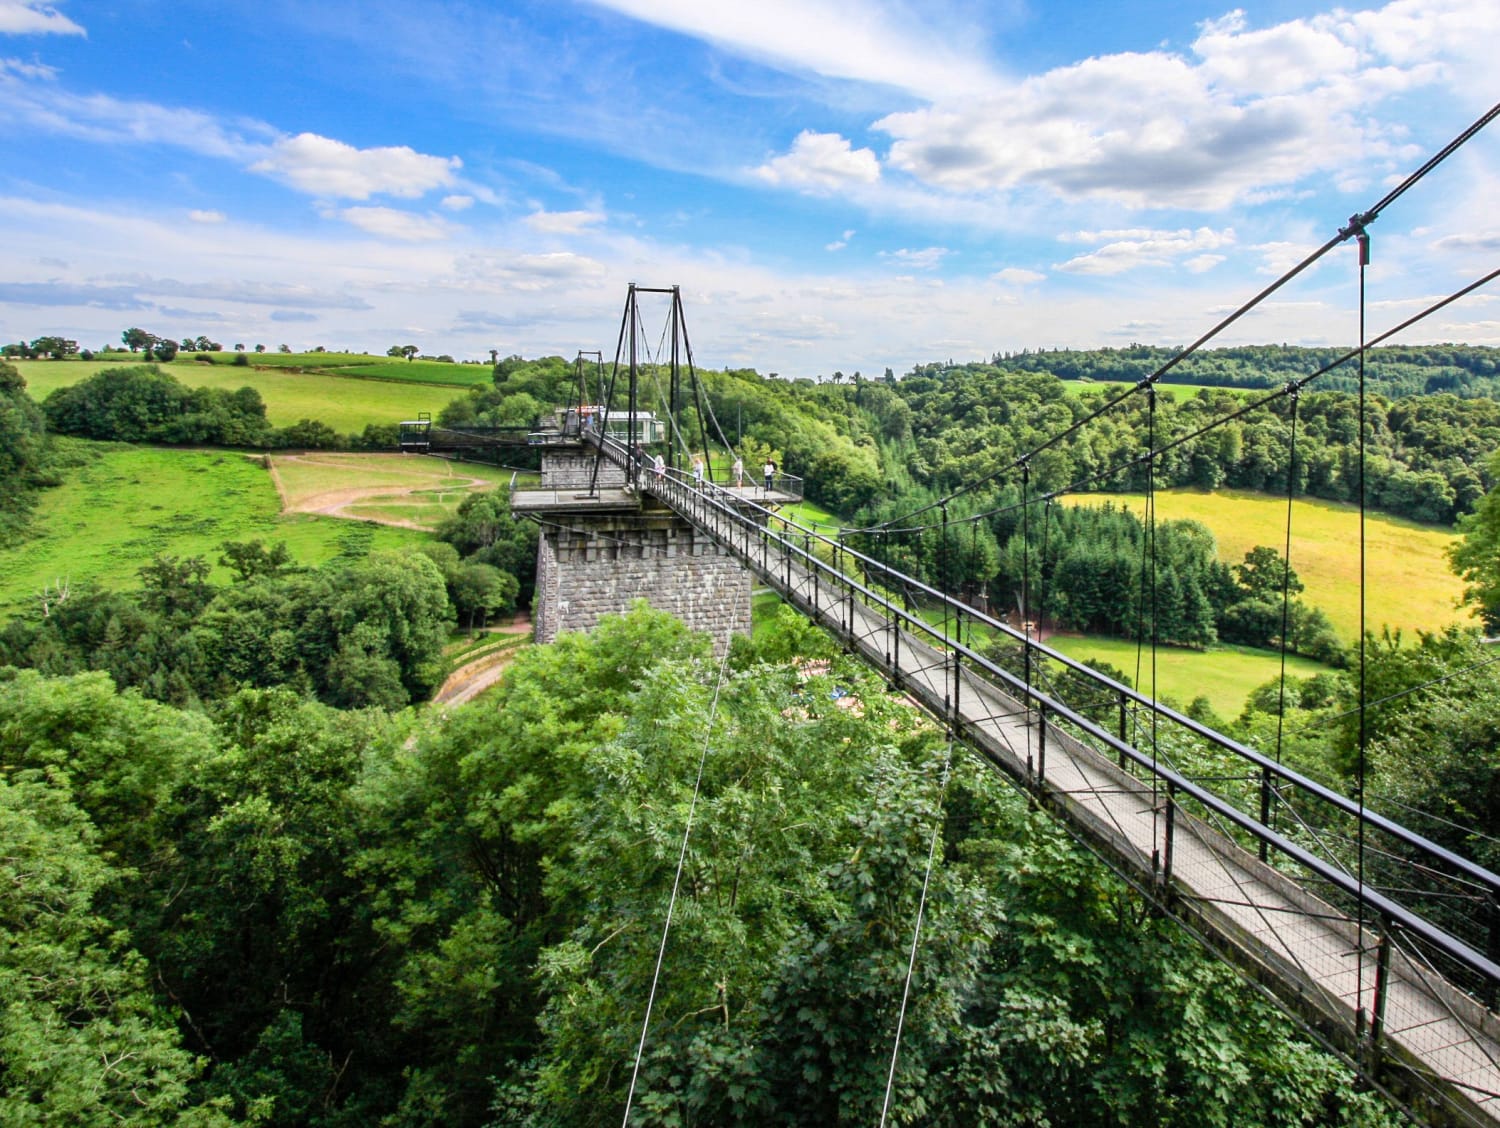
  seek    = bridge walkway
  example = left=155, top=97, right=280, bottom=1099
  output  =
left=589, top=432, right=1500, bottom=1126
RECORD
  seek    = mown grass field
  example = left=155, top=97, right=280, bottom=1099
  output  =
left=0, top=444, right=434, bottom=616
left=271, top=452, right=512, bottom=529
left=1045, top=635, right=1332, bottom=719
left=11, top=357, right=470, bottom=433
left=1060, top=379, right=1257, bottom=400
left=1067, top=488, right=1469, bottom=639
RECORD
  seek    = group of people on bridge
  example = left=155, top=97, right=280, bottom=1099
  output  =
left=631, top=446, right=777, bottom=494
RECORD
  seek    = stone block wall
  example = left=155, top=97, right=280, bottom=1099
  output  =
left=540, top=451, right=626, bottom=490
left=533, top=514, right=751, bottom=653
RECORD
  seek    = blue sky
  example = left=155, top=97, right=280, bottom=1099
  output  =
left=0, top=0, right=1496, bottom=378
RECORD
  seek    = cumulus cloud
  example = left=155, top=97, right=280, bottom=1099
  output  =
left=870, top=0, right=1488, bottom=212
left=755, top=130, right=879, bottom=192
left=251, top=133, right=461, bottom=200
left=441, top=194, right=475, bottom=211
left=826, top=229, right=855, bottom=251
left=334, top=206, right=456, bottom=241
left=1054, top=227, right=1235, bottom=275
left=188, top=209, right=225, bottom=224
left=523, top=209, right=605, bottom=234
left=0, top=1, right=84, bottom=36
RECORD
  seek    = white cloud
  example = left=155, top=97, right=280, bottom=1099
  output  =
left=992, top=267, right=1045, bottom=285
left=523, top=209, right=605, bottom=234
left=870, top=0, right=1487, bottom=212
left=0, top=1, right=84, bottom=36
left=441, top=194, right=475, bottom=211
left=1433, top=231, right=1500, bottom=253
left=585, top=0, right=996, bottom=99
left=1192, top=10, right=1360, bottom=96
left=1054, top=227, right=1235, bottom=275
left=755, top=130, right=879, bottom=193
left=334, top=206, right=456, bottom=242
left=188, top=209, right=225, bottom=224
left=251, top=133, right=461, bottom=200
left=454, top=249, right=607, bottom=292
left=882, top=246, right=950, bottom=270
left=0, top=55, right=54, bottom=77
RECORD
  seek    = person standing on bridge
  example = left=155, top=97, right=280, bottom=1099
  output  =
left=732, top=455, right=744, bottom=488
left=691, top=455, right=704, bottom=489
left=653, top=453, right=665, bottom=479
left=763, top=458, right=775, bottom=494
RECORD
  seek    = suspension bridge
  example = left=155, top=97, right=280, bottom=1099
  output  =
left=459, top=101, right=1500, bottom=1124
left=560, top=421, right=1500, bottom=1126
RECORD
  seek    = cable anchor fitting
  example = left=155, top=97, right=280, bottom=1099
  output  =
left=1339, top=211, right=1375, bottom=265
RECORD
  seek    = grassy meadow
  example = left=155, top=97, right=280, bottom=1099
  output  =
left=1060, top=379, right=1257, bottom=400
left=272, top=452, right=514, bottom=529
left=0, top=445, right=447, bottom=616
left=1045, top=635, right=1331, bottom=718
left=1067, top=488, right=1470, bottom=639
left=11, top=356, right=472, bottom=433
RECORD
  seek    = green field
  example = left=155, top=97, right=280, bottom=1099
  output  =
left=1068, top=488, right=1469, bottom=639
left=11, top=357, right=465, bottom=433
left=1060, top=379, right=1258, bottom=400
left=1045, top=635, right=1331, bottom=718
left=0, top=444, right=432, bottom=616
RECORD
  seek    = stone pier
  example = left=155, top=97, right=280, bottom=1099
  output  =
left=512, top=446, right=752, bottom=652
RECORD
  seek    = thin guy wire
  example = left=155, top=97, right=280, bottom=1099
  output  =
left=879, top=739, right=956, bottom=1128
left=621, top=644, right=736, bottom=1125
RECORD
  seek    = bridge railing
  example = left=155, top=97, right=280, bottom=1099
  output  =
left=619, top=451, right=803, bottom=502
left=591, top=433, right=1500, bottom=1036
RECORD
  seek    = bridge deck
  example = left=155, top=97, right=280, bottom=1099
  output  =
left=626, top=457, right=1500, bottom=1126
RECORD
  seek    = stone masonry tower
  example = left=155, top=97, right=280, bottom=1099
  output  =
left=512, top=445, right=752, bottom=653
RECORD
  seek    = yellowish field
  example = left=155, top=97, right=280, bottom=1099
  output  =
left=1068, top=489, right=1471, bottom=639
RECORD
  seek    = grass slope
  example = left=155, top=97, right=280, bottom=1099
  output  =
left=271, top=452, right=513, bottom=529
left=1045, top=635, right=1331, bottom=718
left=12, top=357, right=469, bottom=432
left=0, top=444, right=431, bottom=616
left=1068, top=488, right=1469, bottom=639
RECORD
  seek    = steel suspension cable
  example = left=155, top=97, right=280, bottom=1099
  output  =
left=621, top=644, right=736, bottom=1125
left=1355, top=224, right=1372, bottom=1036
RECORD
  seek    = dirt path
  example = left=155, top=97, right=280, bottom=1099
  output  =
left=266, top=453, right=500, bottom=529
left=433, top=646, right=522, bottom=705
left=431, top=612, right=533, bottom=706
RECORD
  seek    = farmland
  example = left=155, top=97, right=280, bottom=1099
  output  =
left=11, top=356, right=474, bottom=432
left=0, top=445, right=513, bottom=616
left=1067, top=488, right=1469, bottom=639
